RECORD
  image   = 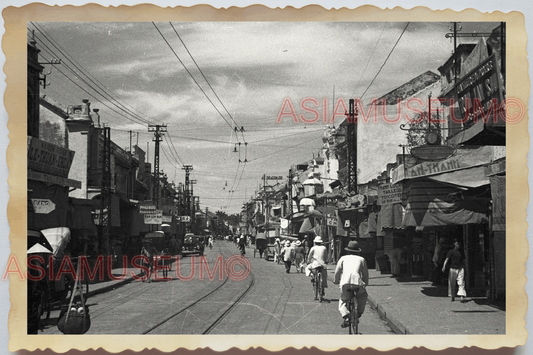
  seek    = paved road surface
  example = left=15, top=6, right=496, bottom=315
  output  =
left=40, top=241, right=395, bottom=335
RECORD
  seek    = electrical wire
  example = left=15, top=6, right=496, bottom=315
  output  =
left=151, top=22, right=236, bottom=133
left=29, top=24, right=154, bottom=126
left=359, top=22, right=410, bottom=100
left=169, top=22, right=242, bottom=132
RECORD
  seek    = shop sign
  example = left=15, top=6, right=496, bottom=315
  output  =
left=144, top=210, right=163, bottom=224
left=31, top=198, right=56, bottom=214
left=391, top=146, right=494, bottom=184
left=265, top=175, right=283, bottom=180
left=177, top=216, right=191, bottom=223
left=377, top=183, right=403, bottom=205
left=162, top=215, right=172, bottom=223
left=454, top=53, right=505, bottom=125
left=139, top=205, right=157, bottom=213
left=326, top=216, right=337, bottom=226
left=410, top=145, right=456, bottom=161
left=27, top=137, right=75, bottom=178
left=28, top=170, right=81, bottom=188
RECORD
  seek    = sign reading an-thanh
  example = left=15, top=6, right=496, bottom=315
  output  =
left=377, top=183, right=403, bottom=205
left=390, top=146, right=495, bottom=184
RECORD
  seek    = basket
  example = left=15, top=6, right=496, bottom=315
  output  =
left=56, top=260, right=91, bottom=334
left=57, top=304, right=91, bottom=334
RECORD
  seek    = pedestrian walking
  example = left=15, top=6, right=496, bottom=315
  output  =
left=273, top=238, right=281, bottom=263
left=294, top=240, right=305, bottom=273
left=442, top=239, right=467, bottom=302
left=141, top=239, right=157, bottom=283
left=432, top=237, right=450, bottom=286
left=280, top=241, right=294, bottom=273
left=169, top=234, right=179, bottom=255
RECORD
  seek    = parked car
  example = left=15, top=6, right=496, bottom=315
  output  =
left=182, top=234, right=205, bottom=256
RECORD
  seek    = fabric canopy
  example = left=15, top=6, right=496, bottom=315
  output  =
left=403, top=198, right=489, bottom=227
left=299, top=218, right=314, bottom=233
left=379, top=203, right=405, bottom=230
left=41, top=227, right=71, bottom=259
left=305, top=209, right=323, bottom=218
left=428, top=166, right=490, bottom=189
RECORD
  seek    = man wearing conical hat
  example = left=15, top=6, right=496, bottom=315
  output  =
left=334, top=240, right=369, bottom=328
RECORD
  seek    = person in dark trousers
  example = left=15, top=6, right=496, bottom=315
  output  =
left=432, top=237, right=449, bottom=286
left=280, top=241, right=294, bottom=273
left=442, top=239, right=467, bottom=302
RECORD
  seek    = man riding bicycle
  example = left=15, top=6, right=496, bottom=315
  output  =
left=334, top=240, right=369, bottom=328
left=305, top=236, right=328, bottom=296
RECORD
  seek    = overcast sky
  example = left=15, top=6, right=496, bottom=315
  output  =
left=29, top=21, right=499, bottom=214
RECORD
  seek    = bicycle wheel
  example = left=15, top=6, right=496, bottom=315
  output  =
left=349, top=297, right=359, bottom=335
left=318, top=273, right=324, bottom=302
left=314, top=272, right=321, bottom=300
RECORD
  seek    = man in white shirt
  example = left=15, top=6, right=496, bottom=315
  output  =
left=306, top=236, right=328, bottom=295
left=334, top=240, right=369, bottom=328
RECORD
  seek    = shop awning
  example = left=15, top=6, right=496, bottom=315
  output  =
left=402, top=180, right=489, bottom=227
left=378, top=203, right=405, bottom=230
left=299, top=218, right=313, bottom=233
left=403, top=198, right=489, bottom=227
left=427, top=166, right=489, bottom=189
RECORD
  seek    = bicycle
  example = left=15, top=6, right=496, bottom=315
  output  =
left=345, top=290, right=360, bottom=335
left=311, top=267, right=324, bottom=302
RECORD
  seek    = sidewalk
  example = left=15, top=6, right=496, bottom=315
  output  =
left=84, top=267, right=141, bottom=298
left=326, top=268, right=505, bottom=334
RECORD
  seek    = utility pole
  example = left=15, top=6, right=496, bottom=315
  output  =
left=182, top=165, right=193, bottom=232
left=148, top=124, right=167, bottom=208
left=347, top=99, right=358, bottom=241
left=288, top=168, right=293, bottom=216
left=190, top=180, right=197, bottom=233
left=263, top=174, right=269, bottom=239
left=347, top=99, right=358, bottom=193
left=205, top=206, right=209, bottom=236
left=98, top=126, right=111, bottom=255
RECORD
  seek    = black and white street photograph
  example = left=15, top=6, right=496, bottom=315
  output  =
left=16, top=6, right=526, bottom=351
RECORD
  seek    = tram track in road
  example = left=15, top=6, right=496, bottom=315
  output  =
left=143, top=241, right=255, bottom=335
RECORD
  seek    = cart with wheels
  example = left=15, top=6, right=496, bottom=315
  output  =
left=254, top=233, right=268, bottom=259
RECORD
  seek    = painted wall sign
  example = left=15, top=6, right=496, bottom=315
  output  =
left=27, top=136, right=75, bottom=178
left=377, top=183, right=403, bottom=205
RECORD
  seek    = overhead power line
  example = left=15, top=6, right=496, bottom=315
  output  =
left=359, top=22, right=410, bottom=100
left=169, top=22, right=243, bottom=132
left=151, top=22, right=237, bottom=134
left=29, top=24, right=155, bottom=127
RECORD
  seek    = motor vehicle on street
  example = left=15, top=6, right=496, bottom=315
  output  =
left=182, top=233, right=205, bottom=257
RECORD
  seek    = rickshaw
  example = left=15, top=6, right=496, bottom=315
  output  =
left=142, top=231, right=172, bottom=279
left=28, top=228, right=89, bottom=322
left=254, top=232, right=268, bottom=259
